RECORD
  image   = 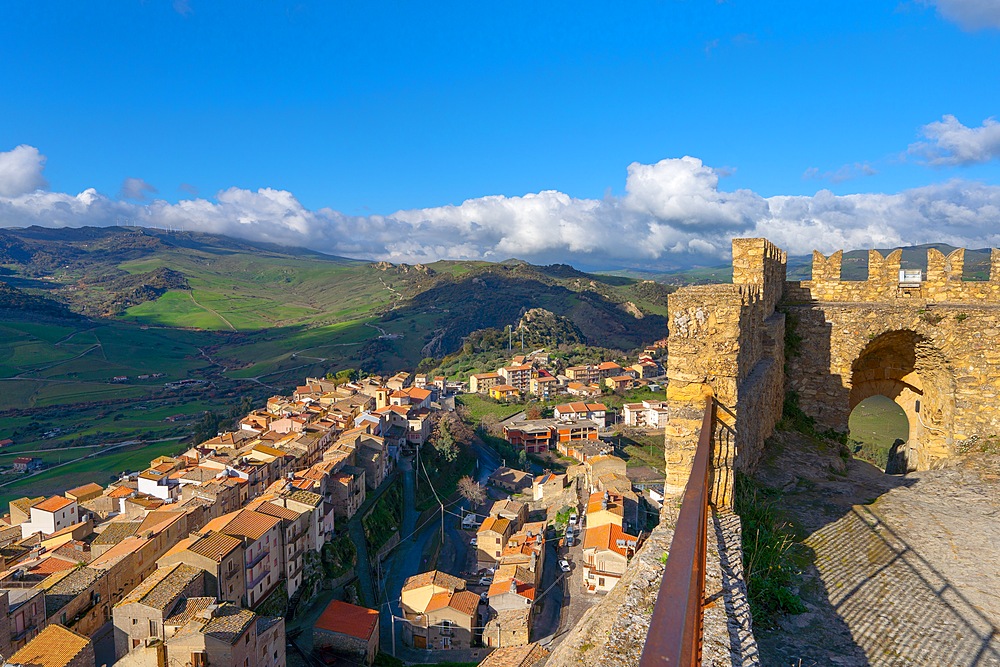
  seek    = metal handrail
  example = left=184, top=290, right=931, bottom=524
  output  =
left=639, top=397, right=714, bottom=667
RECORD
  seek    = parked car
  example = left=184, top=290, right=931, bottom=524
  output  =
left=478, top=576, right=493, bottom=586
left=470, top=537, right=478, bottom=547
left=569, top=513, right=578, bottom=525
left=480, top=592, right=489, bottom=602
left=559, top=559, right=572, bottom=573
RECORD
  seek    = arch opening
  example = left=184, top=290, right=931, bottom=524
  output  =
left=848, top=395, right=910, bottom=473
left=848, top=329, right=953, bottom=470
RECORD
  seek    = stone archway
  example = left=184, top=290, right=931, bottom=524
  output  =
left=849, top=330, right=954, bottom=470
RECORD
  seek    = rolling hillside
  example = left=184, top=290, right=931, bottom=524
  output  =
left=0, top=225, right=671, bottom=496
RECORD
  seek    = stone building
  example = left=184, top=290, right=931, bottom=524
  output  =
left=7, top=623, right=95, bottom=667
left=312, top=599, right=380, bottom=665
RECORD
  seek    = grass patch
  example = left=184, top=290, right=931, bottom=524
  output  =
left=363, top=478, right=404, bottom=551
left=322, top=534, right=357, bottom=579
left=735, top=472, right=806, bottom=628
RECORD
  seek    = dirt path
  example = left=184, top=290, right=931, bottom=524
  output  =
left=188, top=291, right=236, bottom=331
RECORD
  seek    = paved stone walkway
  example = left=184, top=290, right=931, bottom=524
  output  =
left=756, top=431, right=1000, bottom=666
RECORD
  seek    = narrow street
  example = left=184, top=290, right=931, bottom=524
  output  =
left=376, top=435, right=502, bottom=661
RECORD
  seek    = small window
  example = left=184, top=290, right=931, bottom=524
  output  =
left=149, top=619, right=158, bottom=637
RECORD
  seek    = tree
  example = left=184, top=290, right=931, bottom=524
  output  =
left=479, top=413, right=502, bottom=437
left=457, top=476, right=486, bottom=506
left=431, top=421, right=458, bottom=462
left=517, top=449, right=527, bottom=468
left=525, top=406, right=542, bottom=420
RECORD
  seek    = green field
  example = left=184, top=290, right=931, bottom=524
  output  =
left=848, top=395, right=910, bottom=469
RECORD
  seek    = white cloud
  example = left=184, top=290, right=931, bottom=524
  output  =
left=921, top=0, right=1000, bottom=30
left=803, top=162, right=878, bottom=183
left=120, top=177, right=158, bottom=200
left=0, top=145, right=48, bottom=197
left=910, top=115, right=1000, bottom=166
left=2, top=145, right=1000, bottom=269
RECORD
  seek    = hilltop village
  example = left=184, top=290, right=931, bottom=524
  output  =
left=0, top=347, right=667, bottom=667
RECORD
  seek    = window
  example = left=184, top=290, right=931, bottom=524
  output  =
left=132, top=619, right=137, bottom=625
left=149, top=619, right=158, bottom=637
left=192, top=652, right=208, bottom=667
left=133, top=639, right=141, bottom=649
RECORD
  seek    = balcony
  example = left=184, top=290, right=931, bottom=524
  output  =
left=247, top=567, right=272, bottom=590
left=246, top=548, right=270, bottom=569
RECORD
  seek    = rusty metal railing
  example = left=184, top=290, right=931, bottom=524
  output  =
left=639, top=397, right=717, bottom=667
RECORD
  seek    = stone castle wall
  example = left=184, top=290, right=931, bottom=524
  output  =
left=783, top=245, right=1000, bottom=468
left=785, top=247, right=1000, bottom=303
left=664, top=238, right=786, bottom=500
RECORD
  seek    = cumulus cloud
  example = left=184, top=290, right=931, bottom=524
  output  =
left=920, top=0, right=1000, bottom=30
left=0, top=145, right=48, bottom=197
left=910, top=115, right=1000, bottom=166
left=803, top=162, right=878, bottom=184
left=120, top=177, right=159, bottom=200
left=3, top=145, right=1000, bottom=269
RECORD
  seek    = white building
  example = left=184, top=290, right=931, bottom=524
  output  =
left=20, top=496, right=78, bottom=538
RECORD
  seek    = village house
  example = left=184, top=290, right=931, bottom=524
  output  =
left=64, top=483, right=103, bottom=504
left=489, top=499, right=528, bottom=529
left=478, top=642, right=549, bottom=665
left=498, top=363, right=534, bottom=392
left=487, top=467, right=533, bottom=494
left=200, top=509, right=284, bottom=609
left=532, top=472, right=567, bottom=501
left=490, top=384, right=520, bottom=401
left=564, top=365, right=598, bottom=384
left=476, top=516, right=516, bottom=568
left=12, top=457, right=43, bottom=473
left=503, top=420, right=554, bottom=455
left=112, top=562, right=207, bottom=659
left=400, top=570, right=479, bottom=650
left=0, top=587, right=45, bottom=653
left=313, top=599, right=380, bottom=666
left=469, top=372, right=501, bottom=394
left=20, top=496, right=78, bottom=539
left=553, top=402, right=608, bottom=428
left=581, top=523, right=641, bottom=593
left=7, top=623, right=94, bottom=667
left=604, top=375, right=636, bottom=392
left=483, top=607, right=532, bottom=648
left=157, top=531, right=247, bottom=606
left=622, top=399, right=670, bottom=427
left=565, top=382, right=601, bottom=397
left=528, top=374, right=559, bottom=398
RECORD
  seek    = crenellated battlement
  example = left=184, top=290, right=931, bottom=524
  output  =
left=786, top=246, right=1000, bottom=304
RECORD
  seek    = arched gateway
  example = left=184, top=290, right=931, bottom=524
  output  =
left=664, top=239, right=1000, bottom=499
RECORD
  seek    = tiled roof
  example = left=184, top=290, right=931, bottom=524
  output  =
left=582, top=522, right=639, bottom=556
left=401, top=570, right=465, bottom=593
left=90, top=536, right=150, bottom=569
left=448, top=590, right=480, bottom=616
left=478, top=516, right=511, bottom=535
left=44, top=567, right=102, bottom=617
left=488, top=578, right=535, bottom=600
left=477, top=641, right=548, bottom=667
left=8, top=623, right=92, bottom=667
left=137, top=510, right=185, bottom=536
left=286, top=489, right=321, bottom=506
left=34, top=496, right=75, bottom=513
left=93, top=520, right=141, bottom=546
left=10, top=496, right=45, bottom=513
left=106, top=486, right=134, bottom=498
left=200, top=604, right=257, bottom=644
left=65, top=482, right=103, bottom=498
left=424, top=591, right=452, bottom=613
left=207, top=508, right=281, bottom=541
left=248, top=500, right=300, bottom=521
left=118, top=562, right=203, bottom=612
left=315, top=600, right=379, bottom=640
left=28, top=555, right=77, bottom=576
left=189, top=531, right=242, bottom=562
left=164, top=596, right=215, bottom=627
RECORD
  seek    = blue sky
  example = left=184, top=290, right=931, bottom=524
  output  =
left=1, top=1, right=999, bottom=269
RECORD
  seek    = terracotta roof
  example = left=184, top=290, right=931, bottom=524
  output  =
left=189, top=531, right=242, bottom=562
left=28, top=555, right=78, bottom=575
left=8, top=623, right=92, bottom=667
left=401, top=570, right=465, bottom=593
left=137, top=510, right=185, bottom=536
left=314, top=599, right=379, bottom=640
left=64, top=482, right=103, bottom=499
left=488, top=578, right=535, bottom=600
left=205, top=508, right=280, bottom=541
left=107, top=486, right=134, bottom=498
left=448, top=590, right=480, bottom=616
left=247, top=500, right=300, bottom=521
left=424, top=591, right=453, bottom=613
left=34, top=496, right=75, bottom=513
left=582, top=522, right=639, bottom=556
left=90, top=536, right=150, bottom=569
left=478, top=516, right=511, bottom=535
